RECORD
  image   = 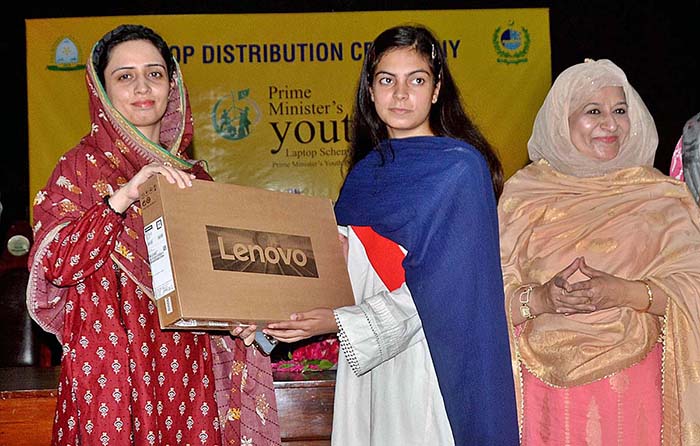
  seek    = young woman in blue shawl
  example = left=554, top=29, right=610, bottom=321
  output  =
left=265, top=24, right=518, bottom=445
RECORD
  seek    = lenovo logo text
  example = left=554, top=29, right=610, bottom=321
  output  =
left=218, top=239, right=308, bottom=267
left=206, top=225, right=318, bottom=278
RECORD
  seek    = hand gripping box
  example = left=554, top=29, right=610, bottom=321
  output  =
left=138, top=176, right=354, bottom=330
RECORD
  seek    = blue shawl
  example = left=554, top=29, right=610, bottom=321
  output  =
left=335, top=136, right=518, bottom=444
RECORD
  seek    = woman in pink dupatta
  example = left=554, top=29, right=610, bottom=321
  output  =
left=499, top=59, right=700, bottom=445
left=26, top=24, right=280, bottom=446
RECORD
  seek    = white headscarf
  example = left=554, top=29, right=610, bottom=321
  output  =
left=528, top=59, right=658, bottom=177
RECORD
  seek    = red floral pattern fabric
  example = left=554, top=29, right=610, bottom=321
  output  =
left=44, top=203, right=219, bottom=445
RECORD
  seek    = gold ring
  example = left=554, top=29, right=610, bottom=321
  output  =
left=561, top=288, right=566, bottom=295
left=163, top=161, right=172, bottom=167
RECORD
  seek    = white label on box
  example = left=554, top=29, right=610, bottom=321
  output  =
left=174, top=319, right=198, bottom=327
left=143, top=217, right=175, bottom=300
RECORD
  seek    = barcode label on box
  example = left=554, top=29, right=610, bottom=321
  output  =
left=143, top=217, right=175, bottom=300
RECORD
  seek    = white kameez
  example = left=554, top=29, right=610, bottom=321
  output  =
left=331, top=226, right=454, bottom=446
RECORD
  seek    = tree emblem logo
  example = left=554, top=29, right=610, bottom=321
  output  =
left=47, top=37, right=85, bottom=71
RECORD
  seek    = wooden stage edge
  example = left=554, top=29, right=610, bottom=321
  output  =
left=0, top=367, right=335, bottom=446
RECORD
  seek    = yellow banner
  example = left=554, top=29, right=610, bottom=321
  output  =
left=26, top=10, right=550, bottom=208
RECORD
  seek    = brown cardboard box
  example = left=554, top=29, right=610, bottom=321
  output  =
left=138, top=176, right=354, bottom=330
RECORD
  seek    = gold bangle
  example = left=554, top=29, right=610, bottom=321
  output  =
left=518, top=285, right=536, bottom=320
left=638, top=280, right=653, bottom=312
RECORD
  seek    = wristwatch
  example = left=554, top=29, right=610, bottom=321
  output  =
left=519, top=286, right=536, bottom=320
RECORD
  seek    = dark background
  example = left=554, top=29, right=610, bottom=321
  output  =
left=0, top=3, right=697, bottom=364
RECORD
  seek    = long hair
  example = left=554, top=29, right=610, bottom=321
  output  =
left=348, top=24, right=503, bottom=198
left=92, top=24, right=176, bottom=87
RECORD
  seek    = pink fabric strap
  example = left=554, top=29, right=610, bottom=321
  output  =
left=669, top=136, right=684, bottom=180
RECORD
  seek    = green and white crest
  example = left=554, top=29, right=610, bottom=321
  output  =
left=492, top=21, right=531, bottom=65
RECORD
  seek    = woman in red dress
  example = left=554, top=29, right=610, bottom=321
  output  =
left=27, top=24, right=280, bottom=446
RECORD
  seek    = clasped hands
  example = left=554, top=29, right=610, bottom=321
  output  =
left=535, top=256, right=632, bottom=316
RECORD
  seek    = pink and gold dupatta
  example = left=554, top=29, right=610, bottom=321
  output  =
left=500, top=162, right=700, bottom=444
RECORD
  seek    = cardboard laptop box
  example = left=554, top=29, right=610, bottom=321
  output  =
left=138, top=175, right=354, bottom=330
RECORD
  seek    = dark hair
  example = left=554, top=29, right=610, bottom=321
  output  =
left=92, top=24, right=175, bottom=87
left=348, top=24, right=504, bottom=198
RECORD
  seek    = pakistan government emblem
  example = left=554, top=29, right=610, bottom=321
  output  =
left=492, top=21, right=531, bottom=65
left=211, top=89, right=261, bottom=141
